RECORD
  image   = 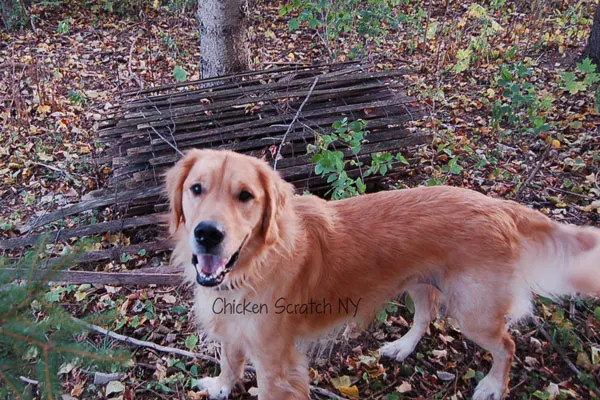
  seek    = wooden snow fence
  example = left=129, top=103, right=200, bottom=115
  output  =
left=2, top=63, right=430, bottom=286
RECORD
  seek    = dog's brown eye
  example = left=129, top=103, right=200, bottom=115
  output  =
left=239, top=190, right=253, bottom=202
left=191, top=184, right=202, bottom=196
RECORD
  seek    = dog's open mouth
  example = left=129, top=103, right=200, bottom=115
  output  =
left=191, top=240, right=245, bottom=287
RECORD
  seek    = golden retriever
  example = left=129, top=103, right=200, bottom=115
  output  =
left=166, top=149, right=600, bottom=400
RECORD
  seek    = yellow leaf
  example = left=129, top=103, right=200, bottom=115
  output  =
left=592, top=346, right=600, bottom=365
left=486, top=88, right=495, bottom=98
left=38, top=153, right=54, bottom=162
left=288, top=52, right=295, bottom=60
left=37, top=104, right=51, bottom=114
left=338, top=385, right=359, bottom=399
left=74, top=290, right=89, bottom=302
left=80, top=146, right=90, bottom=154
left=577, top=352, right=592, bottom=371
left=330, top=376, right=351, bottom=389
left=153, top=0, right=159, bottom=8
left=551, top=139, right=561, bottom=149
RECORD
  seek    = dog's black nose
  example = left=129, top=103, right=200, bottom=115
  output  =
left=194, top=222, right=225, bottom=251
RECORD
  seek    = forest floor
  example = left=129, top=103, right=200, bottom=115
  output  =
left=1, top=0, right=600, bottom=399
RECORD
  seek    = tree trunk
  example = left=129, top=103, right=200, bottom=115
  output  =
left=583, top=4, right=600, bottom=66
left=197, top=0, right=250, bottom=79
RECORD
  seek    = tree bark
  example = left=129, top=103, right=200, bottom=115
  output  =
left=583, top=3, right=600, bottom=66
left=197, top=0, right=250, bottom=79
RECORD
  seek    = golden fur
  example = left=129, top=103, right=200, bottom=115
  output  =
left=166, top=149, right=600, bottom=400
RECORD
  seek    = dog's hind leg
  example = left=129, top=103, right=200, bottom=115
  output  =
left=448, top=278, right=515, bottom=400
left=379, top=283, right=438, bottom=362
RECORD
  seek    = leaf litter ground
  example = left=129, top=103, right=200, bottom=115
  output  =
left=1, top=0, right=599, bottom=399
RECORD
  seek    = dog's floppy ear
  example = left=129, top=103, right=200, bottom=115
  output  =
left=165, top=151, right=199, bottom=235
left=259, top=162, right=294, bottom=245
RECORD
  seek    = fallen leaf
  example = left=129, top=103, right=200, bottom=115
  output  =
left=396, top=381, right=412, bottom=393
left=106, top=380, right=125, bottom=396
left=330, top=375, right=351, bottom=389
left=437, top=371, right=456, bottom=381
left=163, top=294, right=177, bottom=304
left=432, top=349, right=447, bottom=358
left=338, top=385, right=359, bottom=399
left=576, top=352, right=592, bottom=371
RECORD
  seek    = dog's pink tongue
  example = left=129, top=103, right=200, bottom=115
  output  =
left=197, top=254, right=225, bottom=274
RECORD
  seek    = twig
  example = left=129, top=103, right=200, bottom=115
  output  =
left=310, top=385, right=347, bottom=400
left=538, top=325, right=600, bottom=398
left=150, top=125, right=184, bottom=157
left=515, top=144, right=551, bottom=200
left=273, top=77, right=319, bottom=170
left=19, top=376, right=38, bottom=385
left=128, top=36, right=144, bottom=90
left=79, top=318, right=218, bottom=364
left=547, top=187, right=595, bottom=200
left=31, top=161, right=74, bottom=180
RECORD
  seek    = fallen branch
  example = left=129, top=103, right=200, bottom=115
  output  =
left=80, top=318, right=219, bottom=364
left=516, top=144, right=551, bottom=200
left=273, top=77, right=319, bottom=171
left=310, top=385, right=347, bottom=400
left=128, top=36, right=144, bottom=90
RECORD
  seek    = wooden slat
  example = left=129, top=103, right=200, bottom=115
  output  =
left=121, top=66, right=372, bottom=111
left=4, top=268, right=184, bottom=286
left=119, top=62, right=358, bottom=97
left=21, top=186, right=164, bottom=233
left=139, top=98, right=414, bottom=159
left=78, top=240, right=171, bottom=264
left=0, top=214, right=165, bottom=250
left=121, top=69, right=407, bottom=115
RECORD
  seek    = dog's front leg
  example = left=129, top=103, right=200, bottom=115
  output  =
left=197, top=340, right=245, bottom=399
left=251, top=342, right=310, bottom=400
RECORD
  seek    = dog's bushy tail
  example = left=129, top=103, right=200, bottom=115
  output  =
left=521, top=223, right=600, bottom=297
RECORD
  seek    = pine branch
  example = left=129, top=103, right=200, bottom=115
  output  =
left=0, top=367, right=26, bottom=400
left=0, top=240, right=130, bottom=400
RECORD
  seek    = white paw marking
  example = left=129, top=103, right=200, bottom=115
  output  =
left=472, top=375, right=505, bottom=400
left=195, top=376, right=232, bottom=400
left=379, top=338, right=418, bottom=362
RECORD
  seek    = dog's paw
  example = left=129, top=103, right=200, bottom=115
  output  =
left=472, top=376, right=506, bottom=400
left=195, top=376, right=232, bottom=399
left=379, top=340, right=415, bottom=362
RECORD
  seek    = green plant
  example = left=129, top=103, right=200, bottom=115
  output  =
left=559, top=57, right=600, bottom=95
left=0, top=238, right=128, bottom=399
left=0, top=0, right=30, bottom=30
left=309, top=118, right=408, bottom=199
left=453, top=4, right=503, bottom=73
left=281, top=0, right=405, bottom=59
left=490, top=63, right=553, bottom=140
left=56, top=17, right=70, bottom=34
left=68, top=90, right=87, bottom=105
left=173, top=65, right=188, bottom=82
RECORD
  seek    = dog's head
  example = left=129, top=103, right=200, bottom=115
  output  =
left=165, top=149, right=294, bottom=287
